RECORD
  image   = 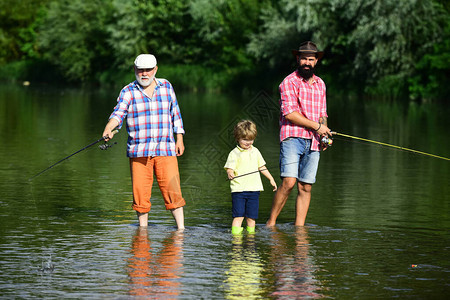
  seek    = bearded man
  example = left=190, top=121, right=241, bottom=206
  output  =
left=266, top=41, right=332, bottom=227
left=102, top=54, right=186, bottom=229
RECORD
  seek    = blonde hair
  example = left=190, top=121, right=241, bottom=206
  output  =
left=234, top=120, right=257, bottom=141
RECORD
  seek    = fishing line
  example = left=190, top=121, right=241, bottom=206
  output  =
left=332, top=131, right=450, bottom=161
left=226, top=130, right=449, bottom=181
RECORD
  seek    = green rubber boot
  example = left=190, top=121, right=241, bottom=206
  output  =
left=246, top=226, right=255, bottom=234
left=231, top=226, right=244, bottom=235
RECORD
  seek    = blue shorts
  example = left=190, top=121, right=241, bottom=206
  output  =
left=231, top=191, right=260, bottom=219
left=279, top=137, right=320, bottom=184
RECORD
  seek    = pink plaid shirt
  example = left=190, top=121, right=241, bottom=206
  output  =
left=279, top=71, right=327, bottom=151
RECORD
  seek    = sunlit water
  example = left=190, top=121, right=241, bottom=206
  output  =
left=0, top=83, right=449, bottom=298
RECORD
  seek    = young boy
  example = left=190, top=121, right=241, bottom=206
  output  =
left=224, top=120, right=277, bottom=235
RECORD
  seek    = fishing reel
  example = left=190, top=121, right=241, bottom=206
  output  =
left=320, top=135, right=333, bottom=148
left=99, top=142, right=117, bottom=150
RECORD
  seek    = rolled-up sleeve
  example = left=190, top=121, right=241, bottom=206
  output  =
left=279, top=77, right=299, bottom=117
left=169, top=86, right=185, bottom=135
left=320, top=84, right=328, bottom=118
left=109, top=89, right=131, bottom=129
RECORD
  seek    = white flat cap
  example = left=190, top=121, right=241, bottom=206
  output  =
left=134, top=54, right=157, bottom=69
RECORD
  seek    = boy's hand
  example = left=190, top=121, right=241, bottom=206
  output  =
left=226, top=169, right=235, bottom=180
left=270, top=179, right=277, bottom=191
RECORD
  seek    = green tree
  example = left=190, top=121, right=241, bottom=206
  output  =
left=408, top=19, right=450, bottom=100
left=248, top=0, right=448, bottom=98
left=189, top=0, right=266, bottom=69
left=2, top=0, right=448, bottom=98
left=107, top=0, right=201, bottom=71
left=0, top=0, right=49, bottom=64
left=38, top=0, right=114, bottom=81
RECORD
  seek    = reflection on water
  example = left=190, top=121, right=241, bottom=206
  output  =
left=269, top=227, right=322, bottom=298
left=0, top=84, right=449, bottom=298
left=223, top=235, right=263, bottom=299
left=223, top=227, right=324, bottom=299
left=128, top=228, right=184, bottom=297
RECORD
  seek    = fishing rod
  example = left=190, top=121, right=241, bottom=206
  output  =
left=29, top=130, right=119, bottom=180
left=331, top=131, right=449, bottom=161
left=226, top=131, right=449, bottom=181
left=227, top=168, right=268, bottom=181
left=226, top=159, right=317, bottom=181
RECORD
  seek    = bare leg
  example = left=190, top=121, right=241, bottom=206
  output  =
left=171, top=207, right=185, bottom=230
left=232, top=217, right=244, bottom=228
left=294, top=182, right=312, bottom=226
left=266, top=177, right=297, bottom=226
left=136, top=211, right=149, bottom=227
left=246, top=218, right=255, bottom=228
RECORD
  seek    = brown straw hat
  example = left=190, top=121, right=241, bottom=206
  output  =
left=291, top=41, right=324, bottom=60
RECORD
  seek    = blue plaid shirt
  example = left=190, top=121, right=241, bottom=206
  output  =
left=109, top=79, right=185, bottom=157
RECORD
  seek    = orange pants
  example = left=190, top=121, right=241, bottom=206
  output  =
left=130, top=156, right=185, bottom=213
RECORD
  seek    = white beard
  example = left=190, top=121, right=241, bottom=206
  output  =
left=135, top=73, right=154, bottom=87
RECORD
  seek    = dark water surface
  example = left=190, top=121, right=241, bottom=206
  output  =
left=0, top=83, right=449, bottom=298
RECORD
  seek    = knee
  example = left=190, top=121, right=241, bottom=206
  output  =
left=281, top=178, right=297, bottom=192
left=298, top=182, right=312, bottom=193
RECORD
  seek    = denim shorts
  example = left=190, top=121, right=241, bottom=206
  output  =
left=231, top=191, right=260, bottom=219
left=279, top=137, right=320, bottom=184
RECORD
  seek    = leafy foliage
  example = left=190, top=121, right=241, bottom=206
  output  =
left=189, top=0, right=265, bottom=68
left=408, top=19, right=450, bottom=100
left=0, top=0, right=50, bottom=63
left=38, top=0, right=114, bottom=81
left=248, top=0, right=448, bottom=98
left=0, top=0, right=448, bottom=100
left=108, top=0, right=201, bottom=71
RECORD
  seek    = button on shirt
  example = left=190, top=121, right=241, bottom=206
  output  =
left=109, top=79, right=185, bottom=157
left=279, top=71, right=327, bottom=151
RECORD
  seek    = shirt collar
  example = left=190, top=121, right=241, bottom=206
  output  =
left=236, top=145, right=252, bottom=152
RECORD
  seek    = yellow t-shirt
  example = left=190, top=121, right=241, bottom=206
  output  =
left=224, top=145, right=266, bottom=193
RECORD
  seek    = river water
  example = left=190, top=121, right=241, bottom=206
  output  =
left=0, top=83, right=449, bottom=298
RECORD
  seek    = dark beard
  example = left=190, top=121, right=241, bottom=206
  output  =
left=297, top=65, right=315, bottom=80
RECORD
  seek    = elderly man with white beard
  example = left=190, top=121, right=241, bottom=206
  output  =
left=102, top=54, right=186, bottom=229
